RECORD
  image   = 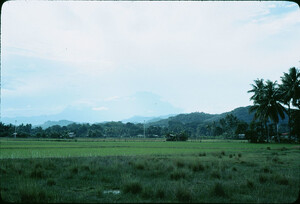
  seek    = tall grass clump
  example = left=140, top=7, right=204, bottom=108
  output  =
left=122, top=181, right=143, bottom=194
left=170, top=169, right=189, bottom=180
left=188, top=161, right=205, bottom=172
left=274, top=175, right=289, bottom=185
left=211, top=182, right=227, bottom=197
left=259, top=174, right=268, bottom=183
left=175, top=185, right=193, bottom=202
left=18, top=181, right=50, bottom=203
left=211, top=171, right=221, bottom=179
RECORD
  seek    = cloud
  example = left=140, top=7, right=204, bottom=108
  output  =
left=1, top=1, right=299, bottom=118
left=92, top=107, right=109, bottom=111
left=104, top=96, right=120, bottom=102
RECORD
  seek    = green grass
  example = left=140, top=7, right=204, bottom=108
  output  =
left=0, top=138, right=299, bottom=203
left=1, top=138, right=298, bottom=158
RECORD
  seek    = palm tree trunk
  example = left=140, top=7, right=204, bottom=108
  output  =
left=288, top=103, right=291, bottom=142
left=276, top=123, right=280, bottom=143
left=265, top=122, right=269, bottom=143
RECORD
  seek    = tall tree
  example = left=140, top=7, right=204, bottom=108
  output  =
left=249, top=80, right=286, bottom=142
left=248, top=79, right=267, bottom=141
left=279, top=67, right=300, bottom=140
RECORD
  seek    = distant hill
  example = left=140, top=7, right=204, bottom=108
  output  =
left=122, top=114, right=177, bottom=124
left=147, top=106, right=289, bottom=127
left=36, top=120, right=75, bottom=129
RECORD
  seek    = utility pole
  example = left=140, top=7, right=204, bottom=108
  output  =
left=14, top=120, right=17, bottom=138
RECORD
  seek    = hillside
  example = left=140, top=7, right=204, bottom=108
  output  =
left=36, top=120, right=75, bottom=129
left=147, top=106, right=288, bottom=127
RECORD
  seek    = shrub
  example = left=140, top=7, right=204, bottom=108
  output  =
left=232, top=167, right=237, bottom=172
left=229, top=154, right=233, bottom=158
left=267, top=147, right=271, bottom=150
left=238, top=153, right=242, bottom=158
left=221, top=151, right=225, bottom=156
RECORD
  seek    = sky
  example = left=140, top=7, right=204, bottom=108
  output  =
left=1, top=0, right=300, bottom=124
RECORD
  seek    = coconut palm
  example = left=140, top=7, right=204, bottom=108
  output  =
left=248, top=79, right=266, bottom=141
left=280, top=67, right=300, bottom=108
left=249, top=80, right=286, bottom=142
left=279, top=67, right=300, bottom=140
left=248, top=78, right=265, bottom=102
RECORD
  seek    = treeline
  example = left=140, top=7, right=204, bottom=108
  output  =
left=0, top=113, right=270, bottom=140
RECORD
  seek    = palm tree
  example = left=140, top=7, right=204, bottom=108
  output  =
left=264, top=80, right=286, bottom=142
left=279, top=67, right=300, bottom=140
left=248, top=79, right=266, bottom=141
left=248, top=80, right=286, bottom=142
left=248, top=79, right=265, bottom=102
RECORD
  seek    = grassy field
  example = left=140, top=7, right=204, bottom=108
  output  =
left=0, top=138, right=299, bottom=203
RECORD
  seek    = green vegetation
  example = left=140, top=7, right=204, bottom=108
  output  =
left=248, top=67, right=300, bottom=143
left=0, top=138, right=299, bottom=203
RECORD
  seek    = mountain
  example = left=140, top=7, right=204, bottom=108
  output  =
left=122, top=114, right=177, bottom=124
left=147, top=106, right=289, bottom=127
left=36, top=120, right=75, bottom=129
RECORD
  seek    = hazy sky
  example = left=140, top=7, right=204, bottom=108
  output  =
left=1, top=1, right=300, bottom=122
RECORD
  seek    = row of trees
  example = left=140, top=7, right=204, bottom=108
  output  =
left=248, top=67, right=300, bottom=143
left=0, top=113, right=249, bottom=139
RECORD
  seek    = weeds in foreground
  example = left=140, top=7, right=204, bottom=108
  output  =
left=1, top=146, right=299, bottom=203
left=122, top=181, right=143, bottom=194
left=212, top=182, right=227, bottom=197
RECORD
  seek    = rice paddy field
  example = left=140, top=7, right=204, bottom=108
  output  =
left=0, top=138, right=299, bottom=203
